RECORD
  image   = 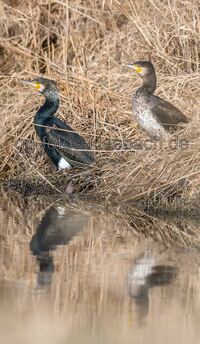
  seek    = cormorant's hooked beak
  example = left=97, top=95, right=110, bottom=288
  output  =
left=125, top=63, right=143, bottom=73
left=124, top=64, right=136, bottom=70
left=21, top=80, right=45, bottom=92
left=21, top=79, right=36, bottom=87
left=124, top=63, right=143, bottom=76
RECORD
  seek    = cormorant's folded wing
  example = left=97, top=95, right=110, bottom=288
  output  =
left=46, top=118, right=95, bottom=167
left=151, top=95, right=189, bottom=131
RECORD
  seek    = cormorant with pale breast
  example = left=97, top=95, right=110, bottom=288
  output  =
left=126, top=61, right=189, bottom=139
left=22, top=77, right=95, bottom=170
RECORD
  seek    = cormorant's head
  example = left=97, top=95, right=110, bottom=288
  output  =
left=125, top=61, right=155, bottom=77
left=22, top=77, right=58, bottom=100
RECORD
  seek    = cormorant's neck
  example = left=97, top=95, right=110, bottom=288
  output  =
left=141, top=72, right=157, bottom=94
left=34, top=95, right=59, bottom=137
left=34, top=96, right=60, bottom=124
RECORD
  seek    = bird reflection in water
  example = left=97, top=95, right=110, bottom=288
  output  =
left=128, top=251, right=178, bottom=323
left=30, top=206, right=89, bottom=287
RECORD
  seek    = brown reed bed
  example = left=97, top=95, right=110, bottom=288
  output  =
left=0, top=0, right=200, bottom=206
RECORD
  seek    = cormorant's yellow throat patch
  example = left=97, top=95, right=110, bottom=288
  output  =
left=33, top=82, right=45, bottom=92
left=35, top=82, right=41, bottom=90
left=134, top=65, right=142, bottom=73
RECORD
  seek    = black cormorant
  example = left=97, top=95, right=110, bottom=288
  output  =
left=30, top=205, right=89, bottom=286
left=126, top=61, right=189, bottom=139
left=22, top=77, right=95, bottom=170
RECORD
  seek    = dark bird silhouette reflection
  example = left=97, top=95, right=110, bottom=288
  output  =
left=30, top=205, right=89, bottom=286
left=128, top=251, right=177, bottom=323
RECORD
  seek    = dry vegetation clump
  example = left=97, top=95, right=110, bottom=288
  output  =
left=0, top=0, right=200, bottom=205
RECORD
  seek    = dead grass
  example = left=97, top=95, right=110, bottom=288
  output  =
left=0, top=0, right=200, bottom=204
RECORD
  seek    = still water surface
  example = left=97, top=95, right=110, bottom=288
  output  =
left=0, top=194, right=200, bottom=343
